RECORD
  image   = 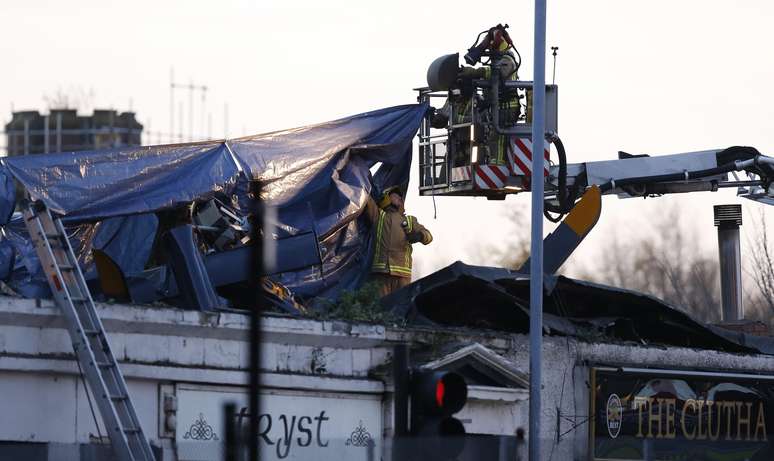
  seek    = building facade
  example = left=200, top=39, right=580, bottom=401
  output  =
left=1, top=296, right=774, bottom=460
left=4, top=109, right=142, bottom=155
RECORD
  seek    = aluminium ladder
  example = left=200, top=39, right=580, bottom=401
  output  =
left=23, top=201, right=155, bottom=461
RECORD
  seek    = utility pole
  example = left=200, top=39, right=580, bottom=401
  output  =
left=189, top=80, right=193, bottom=141
left=224, top=103, right=229, bottom=139
left=200, top=85, right=208, bottom=141
left=170, top=68, right=174, bottom=145
left=170, top=75, right=207, bottom=142
left=529, top=0, right=547, bottom=460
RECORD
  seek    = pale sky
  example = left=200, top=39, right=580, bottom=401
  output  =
left=2, top=0, right=774, bottom=281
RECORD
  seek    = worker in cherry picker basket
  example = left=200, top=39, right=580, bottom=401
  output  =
left=363, top=186, right=432, bottom=297
left=431, top=24, right=521, bottom=166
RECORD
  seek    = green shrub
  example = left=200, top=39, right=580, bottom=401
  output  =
left=321, top=282, right=401, bottom=325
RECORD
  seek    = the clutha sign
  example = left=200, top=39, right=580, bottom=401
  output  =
left=591, top=367, right=774, bottom=460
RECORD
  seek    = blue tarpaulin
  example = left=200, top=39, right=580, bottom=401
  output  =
left=3, top=142, right=240, bottom=222
left=0, top=103, right=427, bottom=305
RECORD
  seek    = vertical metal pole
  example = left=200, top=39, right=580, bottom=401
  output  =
left=224, top=103, right=230, bottom=139
left=392, top=344, right=409, bottom=461
left=9, top=123, right=14, bottom=156
left=201, top=87, right=207, bottom=141
left=224, top=403, right=237, bottom=461
left=170, top=68, right=175, bottom=145
left=249, top=180, right=265, bottom=461
left=529, top=0, right=547, bottom=459
left=178, top=102, right=184, bottom=142
left=189, top=81, right=194, bottom=142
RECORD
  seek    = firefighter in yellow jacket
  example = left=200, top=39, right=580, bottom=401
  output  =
left=364, top=187, right=432, bottom=297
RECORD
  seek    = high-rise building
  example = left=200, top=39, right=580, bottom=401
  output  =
left=4, top=109, right=143, bottom=156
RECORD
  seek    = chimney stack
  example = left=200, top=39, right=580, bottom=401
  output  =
left=714, top=204, right=743, bottom=321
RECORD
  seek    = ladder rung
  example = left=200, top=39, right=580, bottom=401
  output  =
left=70, top=296, right=88, bottom=302
left=83, top=329, right=100, bottom=336
left=123, top=427, right=141, bottom=434
left=44, top=233, right=64, bottom=240
left=110, top=394, right=127, bottom=401
left=58, top=264, right=74, bottom=270
left=95, top=361, right=114, bottom=368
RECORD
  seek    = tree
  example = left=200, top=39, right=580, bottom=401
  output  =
left=584, top=206, right=722, bottom=322
left=488, top=203, right=724, bottom=322
left=43, top=86, right=96, bottom=112
left=744, top=208, right=774, bottom=323
left=471, top=205, right=530, bottom=270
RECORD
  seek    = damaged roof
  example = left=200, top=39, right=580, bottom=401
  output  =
left=381, top=261, right=774, bottom=356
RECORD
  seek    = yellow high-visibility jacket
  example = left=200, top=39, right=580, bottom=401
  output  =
left=364, top=198, right=432, bottom=278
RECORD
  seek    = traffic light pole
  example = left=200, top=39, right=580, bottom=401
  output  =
left=529, top=0, right=547, bottom=460
left=393, top=344, right=410, bottom=461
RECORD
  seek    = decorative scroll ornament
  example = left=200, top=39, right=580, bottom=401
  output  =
left=345, top=420, right=373, bottom=447
left=183, top=413, right=220, bottom=441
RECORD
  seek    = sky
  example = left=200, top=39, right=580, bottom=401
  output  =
left=2, top=0, right=774, bottom=282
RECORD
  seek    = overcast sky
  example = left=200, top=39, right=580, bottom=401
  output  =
left=2, top=0, right=774, bottom=280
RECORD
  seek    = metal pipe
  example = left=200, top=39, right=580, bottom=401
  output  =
left=714, top=204, right=743, bottom=321
left=529, top=1, right=547, bottom=459
left=717, top=180, right=764, bottom=188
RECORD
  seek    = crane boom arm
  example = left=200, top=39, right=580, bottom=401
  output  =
left=548, top=146, right=774, bottom=208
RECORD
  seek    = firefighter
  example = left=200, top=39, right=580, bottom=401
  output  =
left=364, top=187, right=432, bottom=297
left=430, top=39, right=519, bottom=167
left=431, top=83, right=476, bottom=167
left=483, top=47, right=520, bottom=166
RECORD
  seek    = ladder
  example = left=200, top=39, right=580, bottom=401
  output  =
left=23, top=201, right=155, bottom=461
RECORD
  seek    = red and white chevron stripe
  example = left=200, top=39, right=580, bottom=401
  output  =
left=508, top=137, right=550, bottom=178
left=473, top=165, right=510, bottom=190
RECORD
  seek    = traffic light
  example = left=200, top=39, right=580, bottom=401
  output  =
left=409, top=370, right=468, bottom=461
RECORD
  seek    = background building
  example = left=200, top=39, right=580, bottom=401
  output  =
left=4, top=109, right=142, bottom=155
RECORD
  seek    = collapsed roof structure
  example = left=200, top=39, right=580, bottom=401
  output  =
left=0, top=104, right=426, bottom=308
left=0, top=103, right=771, bottom=358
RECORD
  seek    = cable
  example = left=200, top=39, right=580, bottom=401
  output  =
left=74, top=350, right=105, bottom=442
left=431, top=189, right=437, bottom=219
left=544, top=209, right=564, bottom=223
left=512, top=47, right=522, bottom=70
left=543, top=134, right=574, bottom=222
left=468, top=29, right=489, bottom=50
left=551, top=135, right=569, bottom=211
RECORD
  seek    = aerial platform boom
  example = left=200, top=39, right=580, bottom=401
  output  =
left=417, top=32, right=774, bottom=210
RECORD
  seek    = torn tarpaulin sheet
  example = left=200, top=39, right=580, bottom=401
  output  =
left=382, top=260, right=774, bottom=355
left=229, top=104, right=426, bottom=303
left=0, top=104, right=427, bottom=307
left=4, top=142, right=240, bottom=223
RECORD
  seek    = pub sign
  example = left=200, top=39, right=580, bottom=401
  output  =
left=591, top=367, right=774, bottom=460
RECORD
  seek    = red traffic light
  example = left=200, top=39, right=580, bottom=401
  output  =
left=413, top=370, right=468, bottom=416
